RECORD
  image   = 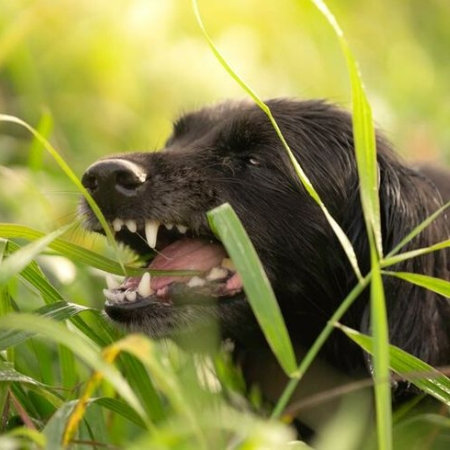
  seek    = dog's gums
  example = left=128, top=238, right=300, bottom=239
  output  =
left=79, top=98, right=450, bottom=379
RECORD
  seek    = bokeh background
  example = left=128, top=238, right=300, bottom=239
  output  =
left=0, top=0, right=449, bottom=303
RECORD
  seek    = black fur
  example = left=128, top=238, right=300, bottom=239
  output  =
left=80, top=98, right=450, bottom=377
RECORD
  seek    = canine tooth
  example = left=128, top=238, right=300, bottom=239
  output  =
left=207, top=267, right=228, bottom=281
left=106, top=274, right=119, bottom=290
left=176, top=225, right=188, bottom=234
left=125, top=220, right=137, bottom=233
left=112, top=218, right=123, bottom=232
left=187, top=276, right=206, bottom=288
left=138, top=272, right=153, bottom=297
left=221, top=258, right=235, bottom=271
left=145, top=220, right=160, bottom=248
left=125, top=291, right=137, bottom=302
left=165, top=223, right=174, bottom=230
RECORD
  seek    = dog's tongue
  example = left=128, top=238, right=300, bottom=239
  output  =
left=149, top=238, right=227, bottom=290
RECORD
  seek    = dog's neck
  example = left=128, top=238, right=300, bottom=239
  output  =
left=239, top=343, right=363, bottom=431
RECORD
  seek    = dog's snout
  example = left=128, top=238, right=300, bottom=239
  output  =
left=81, top=159, right=147, bottom=198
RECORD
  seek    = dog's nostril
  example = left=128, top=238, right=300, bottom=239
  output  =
left=116, top=170, right=144, bottom=190
left=81, top=159, right=147, bottom=196
left=81, top=173, right=99, bottom=192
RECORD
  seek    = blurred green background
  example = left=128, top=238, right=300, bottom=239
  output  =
left=0, top=0, right=449, bottom=265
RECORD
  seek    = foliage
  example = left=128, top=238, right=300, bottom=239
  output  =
left=1, top=1, right=450, bottom=449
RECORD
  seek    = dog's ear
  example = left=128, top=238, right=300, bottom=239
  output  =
left=361, top=153, right=450, bottom=366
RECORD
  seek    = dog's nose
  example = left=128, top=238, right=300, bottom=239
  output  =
left=81, top=159, right=147, bottom=198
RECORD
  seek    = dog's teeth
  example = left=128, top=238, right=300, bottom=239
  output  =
left=112, top=218, right=123, bottom=232
left=145, top=220, right=160, bottom=248
left=125, top=220, right=137, bottom=233
left=176, top=225, right=188, bottom=234
left=137, top=272, right=153, bottom=297
left=103, top=289, right=125, bottom=303
left=221, top=258, right=235, bottom=271
left=106, top=274, right=120, bottom=289
left=125, top=290, right=137, bottom=302
left=187, top=276, right=206, bottom=288
left=165, top=223, right=174, bottom=230
left=207, top=267, right=228, bottom=281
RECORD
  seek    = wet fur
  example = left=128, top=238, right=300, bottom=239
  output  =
left=81, top=98, right=450, bottom=378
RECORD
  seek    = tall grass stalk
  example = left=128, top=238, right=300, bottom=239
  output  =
left=192, top=0, right=362, bottom=282
left=0, top=115, right=126, bottom=274
left=193, top=1, right=392, bottom=447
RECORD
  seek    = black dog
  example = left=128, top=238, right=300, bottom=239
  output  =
left=79, top=99, right=450, bottom=403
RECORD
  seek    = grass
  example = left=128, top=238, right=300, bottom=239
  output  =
left=1, top=0, right=450, bottom=449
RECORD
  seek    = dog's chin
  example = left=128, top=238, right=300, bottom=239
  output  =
left=104, top=291, right=253, bottom=350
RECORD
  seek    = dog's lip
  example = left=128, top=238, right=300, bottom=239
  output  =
left=104, top=277, right=245, bottom=316
left=89, top=217, right=191, bottom=247
left=87, top=214, right=219, bottom=256
left=103, top=290, right=247, bottom=330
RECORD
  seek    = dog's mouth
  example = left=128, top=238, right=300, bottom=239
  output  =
left=102, top=218, right=244, bottom=318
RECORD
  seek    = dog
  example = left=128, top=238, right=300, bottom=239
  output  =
left=79, top=98, right=450, bottom=425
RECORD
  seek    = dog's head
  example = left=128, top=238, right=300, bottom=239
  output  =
left=79, top=99, right=450, bottom=364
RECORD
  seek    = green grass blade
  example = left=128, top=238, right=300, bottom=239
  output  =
left=0, top=303, right=165, bottom=423
left=0, top=223, right=140, bottom=276
left=27, top=109, right=53, bottom=172
left=310, top=2, right=392, bottom=447
left=370, top=260, right=392, bottom=450
left=271, top=273, right=371, bottom=419
left=5, top=241, right=166, bottom=421
left=0, top=302, right=93, bottom=351
left=382, top=240, right=450, bottom=268
left=94, top=397, right=147, bottom=429
left=58, top=345, right=77, bottom=393
left=0, top=241, right=14, bottom=362
left=383, top=271, right=450, bottom=298
left=0, top=238, right=7, bottom=262
left=386, top=201, right=450, bottom=258
left=0, top=313, right=149, bottom=423
left=338, top=324, right=450, bottom=405
left=0, top=223, right=199, bottom=278
left=0, top=361, right=63, bottom=407
left=43, top=401, right=76, bottom=450
left=0, top=114, right=126, bottom=273
left=310, top=0, right=382, bottom=258
left=6, top=240, right=67, bottom=304
left=111, top=335, right=207, bottom=447
left=119, top=354, right=165, bottom=423
left=207, top=203, right=297, bottom=377
left=44, top=397, right=147, bottom=449
left=8, top=246, right=111, bottom=346
left=0, top=223, right=73, bottom=286
left=4, top=428, right=46, bottom=450
left=192, top=0, right=362, bottom=281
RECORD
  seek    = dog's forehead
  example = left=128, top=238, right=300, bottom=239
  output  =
left=169, top=101, right=272, bottom=149
left=176, top=100, right=250, bottom=127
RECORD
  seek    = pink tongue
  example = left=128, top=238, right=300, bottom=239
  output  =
left=149, top=238, right=227, bottom=290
